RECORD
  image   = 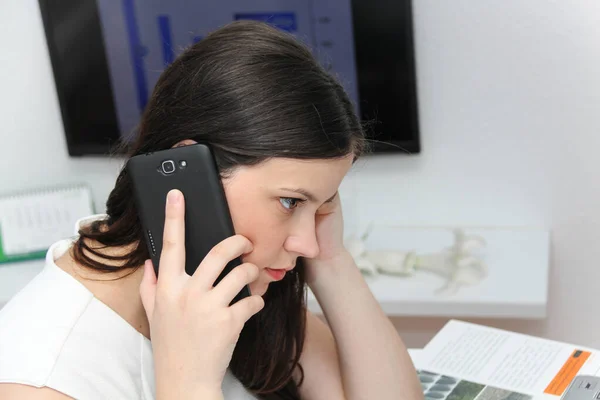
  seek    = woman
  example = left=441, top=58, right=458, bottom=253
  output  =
left=0, top=20, right=422, bottom=399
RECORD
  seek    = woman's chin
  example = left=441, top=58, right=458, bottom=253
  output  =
left=249, top=281, right=269, bottom=297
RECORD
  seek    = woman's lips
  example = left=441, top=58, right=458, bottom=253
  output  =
left=265, top=268, right=286, bottom=281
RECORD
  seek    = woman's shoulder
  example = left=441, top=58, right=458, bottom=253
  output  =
left=0, top=249, right=92, bottom=386
left=0, top=240, right=150, bottom=399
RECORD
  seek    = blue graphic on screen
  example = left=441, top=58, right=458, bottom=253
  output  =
left=157, top=15, right=175, bottom=67
left=96, top=0, right=358, bottom=138
left=121, top=0, right=148, bottom=115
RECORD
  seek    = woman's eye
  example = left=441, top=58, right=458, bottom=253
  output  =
left=280, top=197, right=302, bottom=211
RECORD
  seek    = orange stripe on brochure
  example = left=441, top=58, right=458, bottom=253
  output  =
left=544, top=350, right=592, bottom=396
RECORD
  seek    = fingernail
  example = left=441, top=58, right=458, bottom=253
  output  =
left=167, top=189, right=181, bottom=205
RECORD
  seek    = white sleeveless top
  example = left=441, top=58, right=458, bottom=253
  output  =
left=0, top=215, right=257, bottom=400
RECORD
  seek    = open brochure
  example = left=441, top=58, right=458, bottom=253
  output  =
left=415, top=320, right=600, bottom=400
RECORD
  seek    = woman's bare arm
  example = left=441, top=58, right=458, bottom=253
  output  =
left=0, top=384, right=73, bottom=399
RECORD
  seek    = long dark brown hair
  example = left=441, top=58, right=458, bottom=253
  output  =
left=72, top=20, right=366, bottom=399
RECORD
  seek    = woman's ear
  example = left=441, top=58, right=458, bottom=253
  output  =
left=172, top=139, right=197, bottom=148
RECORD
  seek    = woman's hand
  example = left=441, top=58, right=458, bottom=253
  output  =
left=304, top=194, right=351, bottom=285
left=302, top=193, right=424, bottom=400
left=139, top=189, right=265, bottom=400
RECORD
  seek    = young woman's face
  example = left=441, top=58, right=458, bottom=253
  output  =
left=222, top=156, right=353, bottom=296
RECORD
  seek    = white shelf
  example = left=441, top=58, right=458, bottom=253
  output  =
left=0, top=259, right=46, bottom=308
left=1, top=227, right=550, bottom=319
left=307, top=226, right=550, bottom=319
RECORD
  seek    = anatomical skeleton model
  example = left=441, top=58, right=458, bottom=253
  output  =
left=344, top=225, right=488, bottom=295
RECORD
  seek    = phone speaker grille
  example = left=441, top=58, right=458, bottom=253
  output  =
left=147, top=230, right=156, bottom=255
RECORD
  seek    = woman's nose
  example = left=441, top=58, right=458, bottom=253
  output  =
left=285, top=223, right=320, bottom=259
left=298, top=235, right=320, bottom=259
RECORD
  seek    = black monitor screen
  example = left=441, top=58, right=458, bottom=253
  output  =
left=39, top=0, right=420, bottom=155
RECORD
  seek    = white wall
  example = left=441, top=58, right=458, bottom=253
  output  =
left=1, top=1, right=600, bottom=348
left=0, top=1, right=122, bottom=209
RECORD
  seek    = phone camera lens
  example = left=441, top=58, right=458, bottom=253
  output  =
left=162, top=160, right=176, bottom=174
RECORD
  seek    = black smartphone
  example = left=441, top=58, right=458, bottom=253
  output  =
left=126, top=143, right=251, bottom=303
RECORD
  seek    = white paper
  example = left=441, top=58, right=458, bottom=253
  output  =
left=0, top=186, right=93, bottom=255
left=417, top=320, right=600, bottom=399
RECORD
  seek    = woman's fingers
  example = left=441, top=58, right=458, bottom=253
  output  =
left=157, top=189, right=186, bottom=285
left=191, top=234, right=253, bottom=290
left=229, top=295, right=265, bottom=324
left=210, top=263, right=259, bottom=306
left=139, top=259, right=157, bottom=321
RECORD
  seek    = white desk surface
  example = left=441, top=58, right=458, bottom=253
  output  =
left=307, top=226, right=550, bottom=319
left=1, top=227, right=549, bottom=319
